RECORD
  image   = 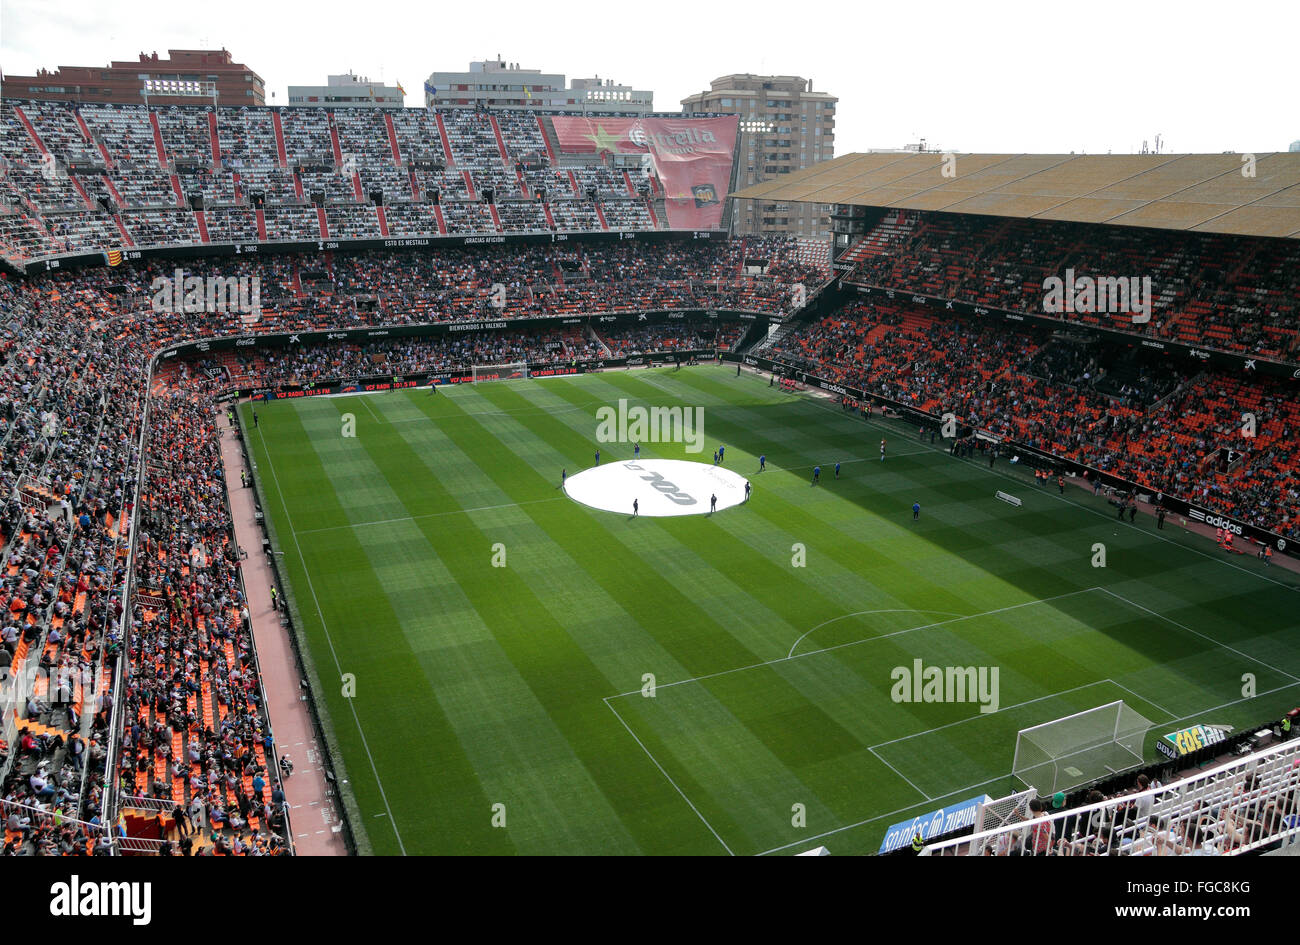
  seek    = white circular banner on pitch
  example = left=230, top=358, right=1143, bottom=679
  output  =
left=565, top=459, right=749, bottom=517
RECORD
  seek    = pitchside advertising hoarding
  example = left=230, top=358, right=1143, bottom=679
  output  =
left=879, top=795, right=991, bottom=853
left=550, top=115, right=739, bottom=229
left=1155, top=723, right=1230, bottom=760
left=13, top=228, right=730, bottom=276
left=232, top=351, right=715, bottom=401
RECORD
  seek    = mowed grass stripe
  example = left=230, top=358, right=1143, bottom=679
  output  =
left=423, top=381, right=903, bottom=849
left=434, top=380, right=778, bottom=675
left=395, top=385, right=777, bottom=853
left=452, top=377, right=1069, bottom=847
left=304, top=399, right=638, bottom=855
left=320, top=394, right=661, bottom=854
left=245, top=399, right=513, bottom=855
left=582, top=371, right=1097, bottom=619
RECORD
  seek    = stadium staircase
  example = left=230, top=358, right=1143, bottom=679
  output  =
left=169, top=172, right=186, bottom=207
left=536, top=115, right=559, bottom=164
left=746, top=320, right=797, bottom=354
left=113, top=214, right=135, bottom=247
left=586, top=324, right=612, bottom=357
left=72, top=110, right=115, bottom=167
left=328, top=120, right=344, bottom=165
left=271, top=112, right=289, bottom=166
left=12, top=105, right=50, bottom=156
left=68, top=175, right=98, bottom=212
left=434, top=112, right=456, bottom=165
left=489, top=115, right=512, bottom=169
left=384, top=113, right=403, bottom=164
left=148, top=112, right=169, bottom=166
left=208, top=112, right=222, bottom=165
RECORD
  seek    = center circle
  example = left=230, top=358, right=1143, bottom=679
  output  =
left=564, top=459, right=750, bottom=517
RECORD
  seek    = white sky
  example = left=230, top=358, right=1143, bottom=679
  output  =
left=2, top=0, right=1296, bottom=155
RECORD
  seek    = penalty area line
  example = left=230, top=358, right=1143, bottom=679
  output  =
left=602, top=697, right=734, bottom=856
left=607, top=588, right=1101, bottom=700
left=763, top=676, right=1300, bottom=857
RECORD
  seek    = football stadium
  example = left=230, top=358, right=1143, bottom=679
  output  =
left=0, top=4, right=1298, bottom=896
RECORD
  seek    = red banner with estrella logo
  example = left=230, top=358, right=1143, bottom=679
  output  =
left=550, top=116, right=738, bottom=229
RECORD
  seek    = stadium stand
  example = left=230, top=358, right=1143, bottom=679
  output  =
left=0, top=234, right=815, bottom=854
left=3, top=95, right=1297, bottom=859
left=0, top=100, right=704, bottom=265
left=842, top=211, right=1300, bottom=360
left=769, top=299, right=1300, bottom=539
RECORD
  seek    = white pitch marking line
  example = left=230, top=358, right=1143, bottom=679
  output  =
left=1097, top=586, right=1300, bottom=682
left=607, top=588, right=1101, bottom=699
left=294, top=497, right=565, bottom=535
left=787, top=608, right=967, bottom=659
left=803, top=395, right=1300, bottom=594
left=869, top=747, right=933, bottom=802
left=758, top=678, right=1300, bottom=857
left=603, top=697, right=734, bottom=856
left=256, top=423, right=408, bottom=855
left=867, top=678, right=1114, bottom=752
left=1103, top=678, right=1175, bottom=721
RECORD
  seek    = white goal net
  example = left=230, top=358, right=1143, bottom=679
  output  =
left=1012, top=701, right=1152, bottom=795
left=471, top=362, right=529, bottom=383
left=968, top=787, right=1037, bottom=855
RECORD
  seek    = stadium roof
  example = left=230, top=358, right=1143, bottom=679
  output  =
left=730, top=152, right=1300, bottom=238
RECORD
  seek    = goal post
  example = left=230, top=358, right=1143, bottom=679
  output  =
left=968, top=787, right=1037, bottom=856
left=1011, top=701, right=1153, bottom=795
left=471, top=362, right=529, bottom=384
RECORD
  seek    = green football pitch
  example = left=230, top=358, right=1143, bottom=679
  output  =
left=239, top=365, right=1300, bottom=855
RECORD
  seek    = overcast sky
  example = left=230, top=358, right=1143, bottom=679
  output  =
left=2, top=0, right=1295, bottom=155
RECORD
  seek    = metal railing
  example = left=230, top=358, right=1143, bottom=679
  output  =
left=921, top=735, right=1300, bottom=856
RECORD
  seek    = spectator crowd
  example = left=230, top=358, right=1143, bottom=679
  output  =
left=770, top=299, right=1300, bottom=539
left=0, top=236, right=814, bottom=855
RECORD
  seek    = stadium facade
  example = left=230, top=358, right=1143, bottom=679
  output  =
left=423, top=57, right=653, bottom=113
left=287, top=72, right=404, bottom=108
left=0, top=48, right=265, bottom=106
left=682, top=74, right=836, bottom=239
